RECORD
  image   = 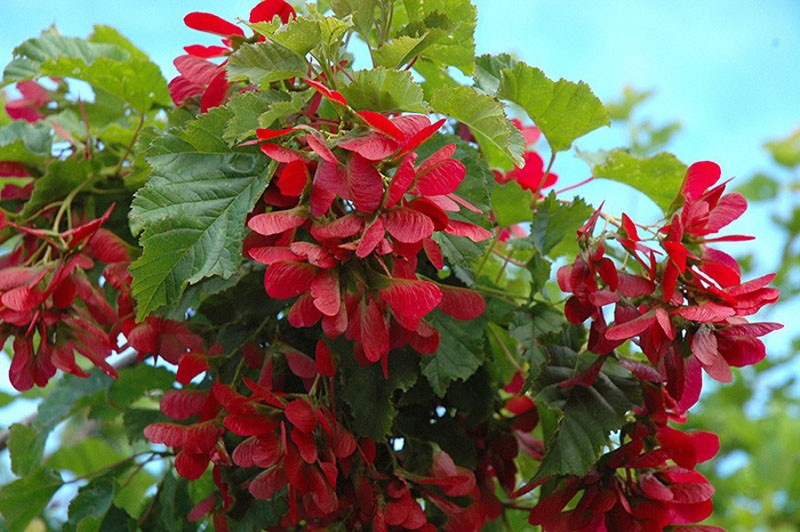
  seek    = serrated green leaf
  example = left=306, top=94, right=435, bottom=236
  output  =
left=22, top=158, right=92, bottom=217
left=34, top=371, right=113, bottom=433
left=226, top=41, right=306, bottom=86
left=2, top=28, right=129, bottom=85
left=491, top=181, right=533, bottom=228
left=473, top=53, right=516, bottom=96
left=404, top=0, right=476, bottom=75
left=8, top=424, right=46, bottom=476
left=0, top=120, right=52, bottom=164
left=129, top=107, right=273, bottom=319
left=372, top=35, right=428, bottom=68
left=40, top=56, right=170, bottom=113
left=421, top=311, right=486, bottom=396
left=108, top=365, right=175, bottom=406
left=497, top=60, right=609, bottom=152
left=0, top=468, right=62, bottom=532
left=223, top=90, right=302, bottom=144
left=431, top=85, right=524, bottom=170
left=123, top=408, right=169, bottom=444
left=68, top=478, right=116, bottom=531
left=330, top=0, right=377, bottom=37
left=413, top=58, right=460, bottom=100
left=533, top=348, right=640, bottom=479
left=586, top=149, right=687, bottom=213
left=341, top=353, right=418, bottom=441
left=529, top=192, right=594, bottom=255
left=265, top=17, right=322, bottom=56
left=340, top=67, right=427, bottom=113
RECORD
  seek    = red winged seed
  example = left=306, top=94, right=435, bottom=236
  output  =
left=310, top=214, right=364, bottom=240
left=260, top=143, right=307, bottom=163
left=315, top=340, right=336, bottom=376
left=359, top=298, right=390, bottom=363
left=339, top=132, right=399, bottom=161
left=357, top=111, right=406, bottom=140
left=305, top=132, right=338, bottom=164
left=385, top=153, right=418, bottom=209
left=690, top=328, right=719, bottom=367
left=310, top=160, right=345, bottom=216
left=256, top=127, right=300, bottom=140
left=184, top=12, right=245, bottom=37
left=263, top=261, right=315, bottom=299
left=382, top=208, right=435, bottom=243
left=248, top=246, right=302, bottom=265
left=438, top=285, right=485, bottom=320
left=416, top=156, right=465, bottom=196
left=286, top=351, right=317, bottom=379
left=345, top=154, right=384, bottom=213
left=276, top=160, right=310, bottom=197
left=303, top=78, right=347, bottom=105
left=288, top=293, right=323, bottom=327
left=444, top=220, right=492, bottom=242
left=379, top=279, right=442, bottom=323
left=310, top=269, right=341, bottom=316
left=356, top=218, right=385, bottom=258
left=248, top=210, right=307, bottom=236
left=681, top=161, right=721, bottom=201
left=285, top=398, right=317, bottom=433
left=161, top=389, right=208, bottom=421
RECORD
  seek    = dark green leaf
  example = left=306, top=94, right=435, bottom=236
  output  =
left=496, top=60, right=609, bottom=152
left=431, top=85, right=524, bottom=170
left=421, top=311, right=486, bottom=396
left=340, top=67, right=428, bottom=113
left=108, top=365, right=175, bottom=407
left=129, top=107, right=273, bottom=319
left=7, top=424, right=46, bottom=476
left=226, top=41, right=306, bottom=86
left=34, top=371, right=113, bottom=433
left=491, top=181, right=533, bottom=228
left=532, top=348, right=640, bottom=479
left=585, top=149, right=687, bottom=213
left=68, top=478, right=116, bottom=530
left=529, top=193, right=594, bottom=255
left=123, top=408, right=169, bottom=444
left=223, top=90, right=304, bottom=144
left=22, top=158, right=91, bottom=217
left=139, top=473, right=195, bottom=532
left=0, top=468, right=62, bottom=532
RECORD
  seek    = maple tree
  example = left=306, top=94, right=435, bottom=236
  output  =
left=0, top=0, right=782, bottom=530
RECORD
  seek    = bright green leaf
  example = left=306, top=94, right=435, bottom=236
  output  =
left=88, top=25, right=149, bottom=62
left=431, top=85, right=524, bottom=169
left=529, top=193, right=594, bottom=255
left=129, top=107, right=273, bottom=319
left=372, top=35, right=429, bottom=69
left=0, top=468, right=63, bottom=532
left=46, top=437, right=123, bottom=477
left=226, top=41, right=306, bottom=86
left=261, top=17, right=322, bottom=56
left=330, top=0, right=377, bottom=37
left=497, top=60, right=609, bottom=152
left=340, top=67, right=428, bottom=113
left=8, top=424, right=46, bottom=476
left=586, top=149, right=687, bottom=213
left=421, top=311, right=486, bottom=396
left=404, top=0, right=476, bottom=75
left=223, top=90, right=306, bottom=144
left=491, top=181, right=533, bottom=228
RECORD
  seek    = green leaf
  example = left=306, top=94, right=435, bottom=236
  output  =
left=0, top=120, right=52, bottom=164
left=341, top=352, right=418, bottom=441
left=40, top=56, right=170, bottom=113
left=68, top=478, right=116, bottom=531
left=421, top=311, right=486, bottom=396
left=46, top=437, right=124, bottom=477
left=0, top=391, right=16, bottom=407
left=413, top=58, right=460, bottom=101
left=330, top=0, right=377, bottom=37
left=586, top=149, right=687, bottom=213
left=496, top=60, right=609, bottom=152
left=129, top=107, right=273, bottom=319
left=529, top=192, right=594, bottom=255
left=764, top=129, right=800, bottom=169
left=8, top=424, right=46, bottom=476
left=0, top=468, right=63, bottom=532
left=431, top=85, right=524, bottom=169
left=34, top=371, right=113, bottom=433
left=372, top=35, right=429, bottom=69
left=223, top=90, right=308, bottom=144
left=403, top=0, right=476, bottom=75
left=88, top=25, right=150, bottom=62
left=139, top=473, right=194, bottom=532
left=491, top=181, right=533, bottom=228
left=22, top=158, right=92, bottom=217
left=735, top=172, right=780, bottom=202
left=605, top=86, right=653, bottom=121
left=2, top=28, right=129, bottom=84
left=226, top=41, right=306, bottom=86
left=123, top=408, right=169, bottom=444
left=262, top=17, right=322, bottom=56
left=533, top=348, right=640, bottom=479
left=340, top=67, right=428, bottom=113
left=108, top=365, right=175, bottom=407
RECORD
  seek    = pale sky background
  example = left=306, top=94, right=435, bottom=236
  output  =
left=1, top=1, right=798, bottom=397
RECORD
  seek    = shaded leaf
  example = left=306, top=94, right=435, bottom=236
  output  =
left=0, top=468, right=62, bottom=532
left=529, top=193, right=594, bottom=255
left=340, top=67, right=428, bottom=113
left=226, top=41, right=306, bottom=86
left=421, top=311, right=486, bottom=396
left=491, top=180, right=532, bottom=228
left=8, top=424, right=46, bottom=476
